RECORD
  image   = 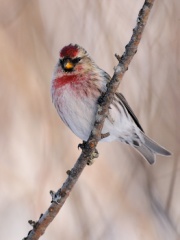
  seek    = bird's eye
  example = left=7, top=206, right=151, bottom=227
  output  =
left=72, top=57, right=81, bottom=64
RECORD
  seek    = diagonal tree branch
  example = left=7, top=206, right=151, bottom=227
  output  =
left=24, top=0, right=155, bottom=239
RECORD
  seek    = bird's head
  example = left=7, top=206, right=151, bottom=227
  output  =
left=52, top=44, right=105, bottom=91
left=58, top=44, right=90, bottom=73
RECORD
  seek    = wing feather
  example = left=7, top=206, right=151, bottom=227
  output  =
left=115, top=93, right=144, bottom=132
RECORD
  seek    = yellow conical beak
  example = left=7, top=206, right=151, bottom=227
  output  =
left=64, top=60, right=74, bottom=70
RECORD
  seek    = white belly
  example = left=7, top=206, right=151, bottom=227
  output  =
left=52, top=84, right=97, bottom=141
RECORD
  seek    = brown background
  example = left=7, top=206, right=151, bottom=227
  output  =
left=0, top=0, right=179, bottom=239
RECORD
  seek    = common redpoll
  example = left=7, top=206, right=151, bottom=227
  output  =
left=51, top=44, right=171, bottom=164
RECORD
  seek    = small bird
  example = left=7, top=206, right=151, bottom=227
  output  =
left=51, top=44, right=171, bottom=164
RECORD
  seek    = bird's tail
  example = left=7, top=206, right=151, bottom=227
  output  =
left=135, top=133, right=171, bottom=164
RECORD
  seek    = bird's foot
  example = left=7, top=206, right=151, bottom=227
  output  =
left=78, top=140, right=86, bottom=150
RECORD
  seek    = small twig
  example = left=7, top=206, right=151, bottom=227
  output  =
left=115, top=53, right=121, bottom=62
left=101, top=132, right=110, bottom=139
left=24, top=1, right=155, bottom=239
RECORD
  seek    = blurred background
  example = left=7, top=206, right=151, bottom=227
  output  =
left=0, top=0, right=179, bottom=239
